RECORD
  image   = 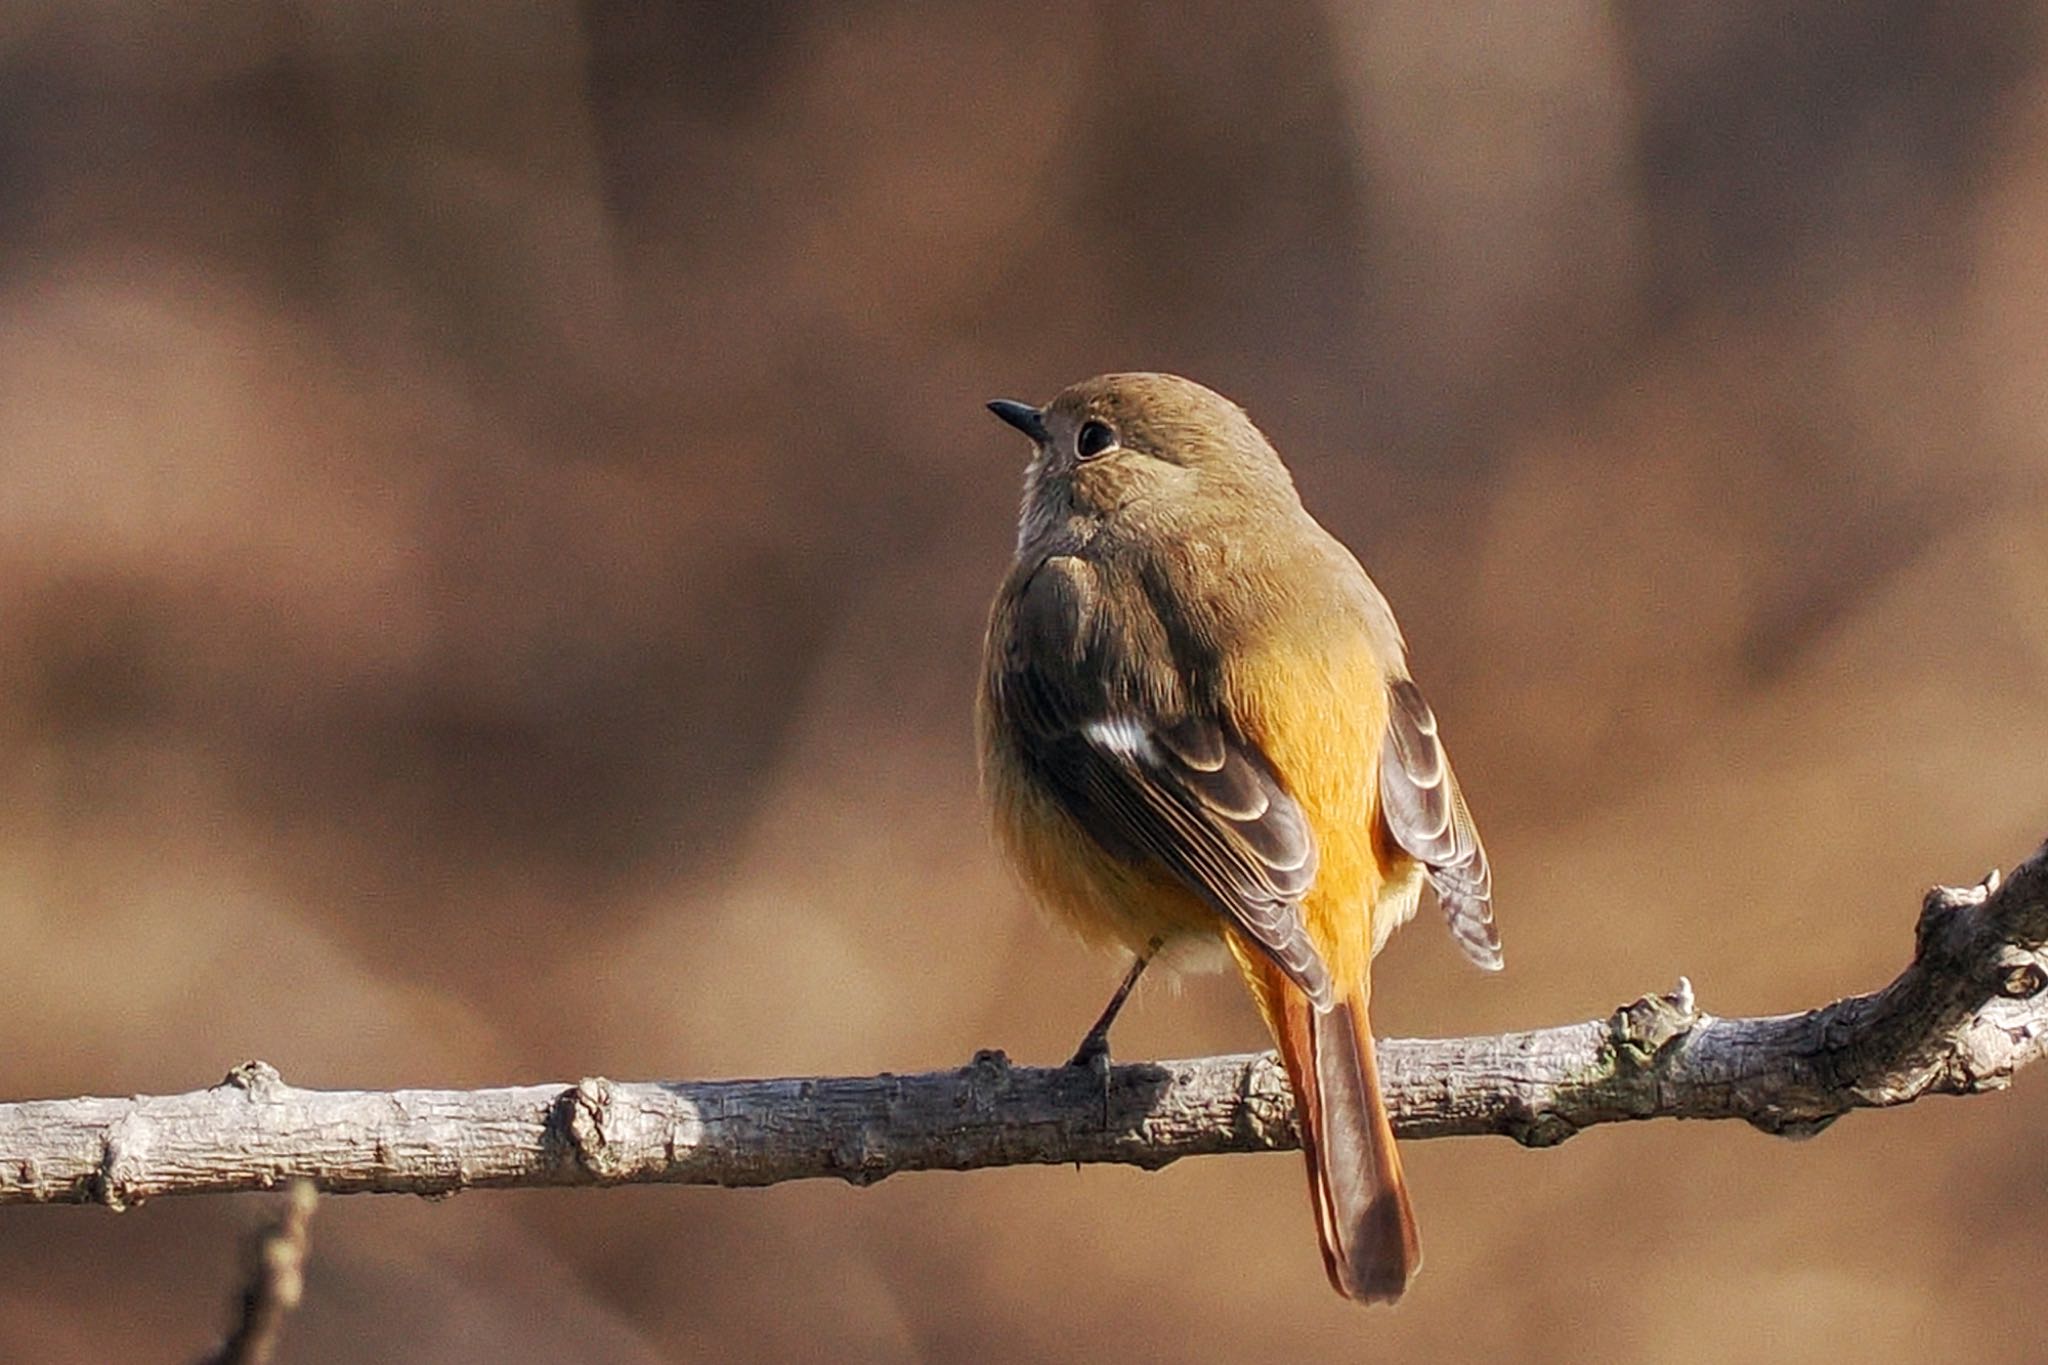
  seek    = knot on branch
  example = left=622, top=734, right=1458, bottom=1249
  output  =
left=1233, top=1053, right=1294, bottom=1147
left=964, top=1049, right=1015, bottom=1105
left=1610, top=977, right=1700, bottom=1065
left=95, top=1114, right=149, bottom=1211
left=557, top=1077, right=622, bottom=1179
left=1996, top=960, right=2047, bottom=1000
left=831, top=1119, right=895, bottom=1186
left=1504, top=1109, right=1580, bottom=1149
left=1914, top=868, right=2002, bottom=967
left=1744, top=1109, right=1840, bottom=1140
left=219, top=1061, right=287, bottom=1103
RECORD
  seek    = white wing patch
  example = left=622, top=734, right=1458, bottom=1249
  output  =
left=1083, top=716, right=1161, bottom=764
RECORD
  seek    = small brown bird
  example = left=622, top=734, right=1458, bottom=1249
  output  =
left=977, top=373, right=1499, bottom=1304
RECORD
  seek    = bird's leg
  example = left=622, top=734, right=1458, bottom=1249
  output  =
left=1068, top=937, right=1163, bottom=1069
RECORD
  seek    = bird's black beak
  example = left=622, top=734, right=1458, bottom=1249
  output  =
left=986, top=399, right=1049, bottom=444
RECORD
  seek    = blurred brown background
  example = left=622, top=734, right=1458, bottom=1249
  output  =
left=3, top=1, right=2047, bottom=1360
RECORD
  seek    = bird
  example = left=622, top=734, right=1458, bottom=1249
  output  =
left=976, top=372, right=1499, bottom=1304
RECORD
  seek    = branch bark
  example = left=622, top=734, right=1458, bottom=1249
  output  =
left=4, top=837, right=2045, bottom=1208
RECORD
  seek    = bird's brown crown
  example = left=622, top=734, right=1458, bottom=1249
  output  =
left=1046, top=373, right=1276, bottom=474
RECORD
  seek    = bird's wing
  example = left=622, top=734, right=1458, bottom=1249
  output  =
left=1378, top=677, right=1501, bottom=971
left=997, top=563, right=1330, bottom=1006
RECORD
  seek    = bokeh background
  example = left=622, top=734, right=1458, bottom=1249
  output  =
left=4, top=2, right=2047, bottom=1360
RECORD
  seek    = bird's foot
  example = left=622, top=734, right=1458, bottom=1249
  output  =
left=1067, top=1030, right=1114, bottom=1127
left=1066, top=1028, right=1111, bottom=1071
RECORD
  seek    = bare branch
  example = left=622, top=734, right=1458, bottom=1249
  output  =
left=197, top=1180, right=318, bottom=1365
left=3, top=837, right=2044, bottom=1206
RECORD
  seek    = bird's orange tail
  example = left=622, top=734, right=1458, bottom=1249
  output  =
left=1270, top=973, right=1420, bottom=1303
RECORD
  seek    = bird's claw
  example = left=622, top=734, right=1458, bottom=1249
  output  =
left=1066, top=1030, right=1111, bottom=1071
left=1067, top=1032, right=1114, bottom=1127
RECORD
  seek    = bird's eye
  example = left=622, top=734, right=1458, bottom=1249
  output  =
left=1076, top=420, right=1117, bottom=460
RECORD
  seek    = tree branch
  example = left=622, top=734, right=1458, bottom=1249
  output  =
left=196, top=1180, right=317, bottom=1365
left=4, top=837, right=2044, bottom=1207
